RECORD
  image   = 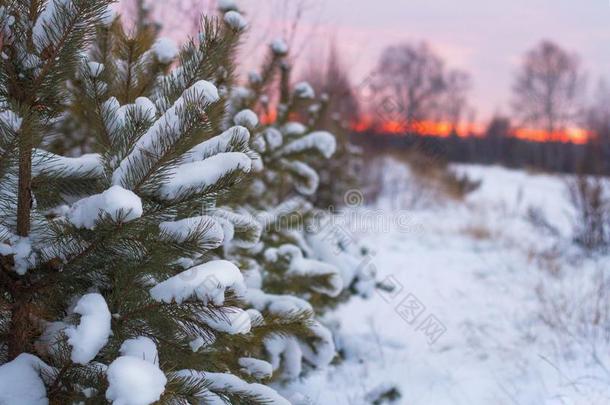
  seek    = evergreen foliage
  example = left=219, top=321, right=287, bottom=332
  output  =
left=219, top=30, right=376, bottom=381
left=0, top=1, right=374, bottom=402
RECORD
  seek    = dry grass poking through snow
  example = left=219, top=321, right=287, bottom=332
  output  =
left=461, top=223, right=494, bottom=240
left=403, top=149, right=482, bottom=201
left=362, top=151, right=481, bottom=210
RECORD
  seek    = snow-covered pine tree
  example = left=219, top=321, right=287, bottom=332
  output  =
left=48, top=0, right=171, bottom=156
left=220, top=29, right=376, bottom=382
left=0, top=2, right=305, bottom=403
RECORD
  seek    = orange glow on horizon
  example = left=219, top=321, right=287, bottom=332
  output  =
left=512, top=127, right=589, bottom=144
left=352, top=117, right=486, bottom=138
left=259, top=109, right=590, bottom=145
left=351, top=116, right=590, bottom=145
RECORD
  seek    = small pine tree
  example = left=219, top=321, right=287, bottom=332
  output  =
left=0, top=1, right=307, bottom=403
left=220, top=34, right=376, bottom=381
left=300, top=43, right=364, bottom=210
left=0, top=0, right=376, bottom=401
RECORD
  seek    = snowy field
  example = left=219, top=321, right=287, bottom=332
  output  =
left=282, top=163, right=610, bottom=405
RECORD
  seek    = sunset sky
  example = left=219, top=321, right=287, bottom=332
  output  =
left=240, top=0, right=610, bottom=122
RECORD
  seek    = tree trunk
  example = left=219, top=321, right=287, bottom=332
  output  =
left=9, top=130, right=33, bottom=358
left=7, top=296, right=34, bottom=359
left=16, top=134, right=32, bottom=237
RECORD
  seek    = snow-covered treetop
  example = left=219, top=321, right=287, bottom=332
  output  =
left=271, top=38, right=289, bottom=56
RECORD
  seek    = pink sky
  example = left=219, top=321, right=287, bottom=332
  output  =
left=239, top=0, right=610, bottom=122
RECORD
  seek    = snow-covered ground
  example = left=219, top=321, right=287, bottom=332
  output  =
left=283, top=163, right=610, bottom=405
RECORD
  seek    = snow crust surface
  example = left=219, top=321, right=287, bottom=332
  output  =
left=280, top=161, right=610, bottom=404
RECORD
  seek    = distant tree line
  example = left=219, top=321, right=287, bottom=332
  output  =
left=353, top=39, right=610, bottom=175
left=351, top=127, right=601, bottom=175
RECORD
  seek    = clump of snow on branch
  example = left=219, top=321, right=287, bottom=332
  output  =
left=251, top=135, right=266, bottom=154
left=0, top=109, right=22, bottom=130
left=101, top=6, right=115, bottom=26
left=212, top=208, right=262, bottom=247
left=271, top=38, right=289, bottom=55
left=106, top=354, right=166, bottom=405
left=67, top=185, right=143, bottom=229
left=234, top=109, right=258, bottom=129
left=112, top=81, right=219, bottom=187
left=281, top=122, right=307, bottom=137
left=174, top=370, right=290, bottom=404
left=129, top=97, right=157, bottom=121
left=264, top=336, right=303, bottom=379
left=150, top=260, right=246, bottom=305
left=120, top=337, right=159, bottom=365
left=160, top=216, right=224, bottom=250
left=32, top=0, right=72, bottom=53
left=86, top=61, right=104, bottom=78
left=223, top=10, right=247, bottom=31
left=158, top=152, right=251, bottom=200
left=264, top=128, right=283, bottom=150
left=0, top=234, right=35, bottom=275
left=185, top=126, right=250, bottom=163
left=238, top=357, right=273, bottom=379
left=33, top=150, right=103, bottom=177
left=218, top=0, right=238, bottom=12
left=248, top=71, right=262, bottom=85
left=268, top=244, right=343, bottom=296
left=0, top=354, right=51, bottom=405
left=245, top=289, right=312, bottom=316
left=254, top=197, right=311, bottom=229
left=152, top=37, right=178, bottom=64
left=300, top=320, right=336, bottom=367
left=66, top=293, right=111, bottom=364
left=294, top=82, right=315, bottom=99
left=200, top=307, right=251, bottom=334
left=264, top=322, right=335, bottom=379
left=105, top=97, right=157, bottom=137
left=282, top=131, right=336, bottom=159
left=307, top=229, right=377, bottom=296
left=283, top=161, right=319, bottom=195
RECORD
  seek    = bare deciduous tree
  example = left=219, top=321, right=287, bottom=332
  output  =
left=512, top=40, right=585, bottom=135
left=301, top=42, right=360, bottom=125
left=579, top=79, right=610, bottom=173
left=442, top=69, right=471, bottom=131
left=371, top=42, right=447, bottom=130
left=587, top=80, right=610, bottom=136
